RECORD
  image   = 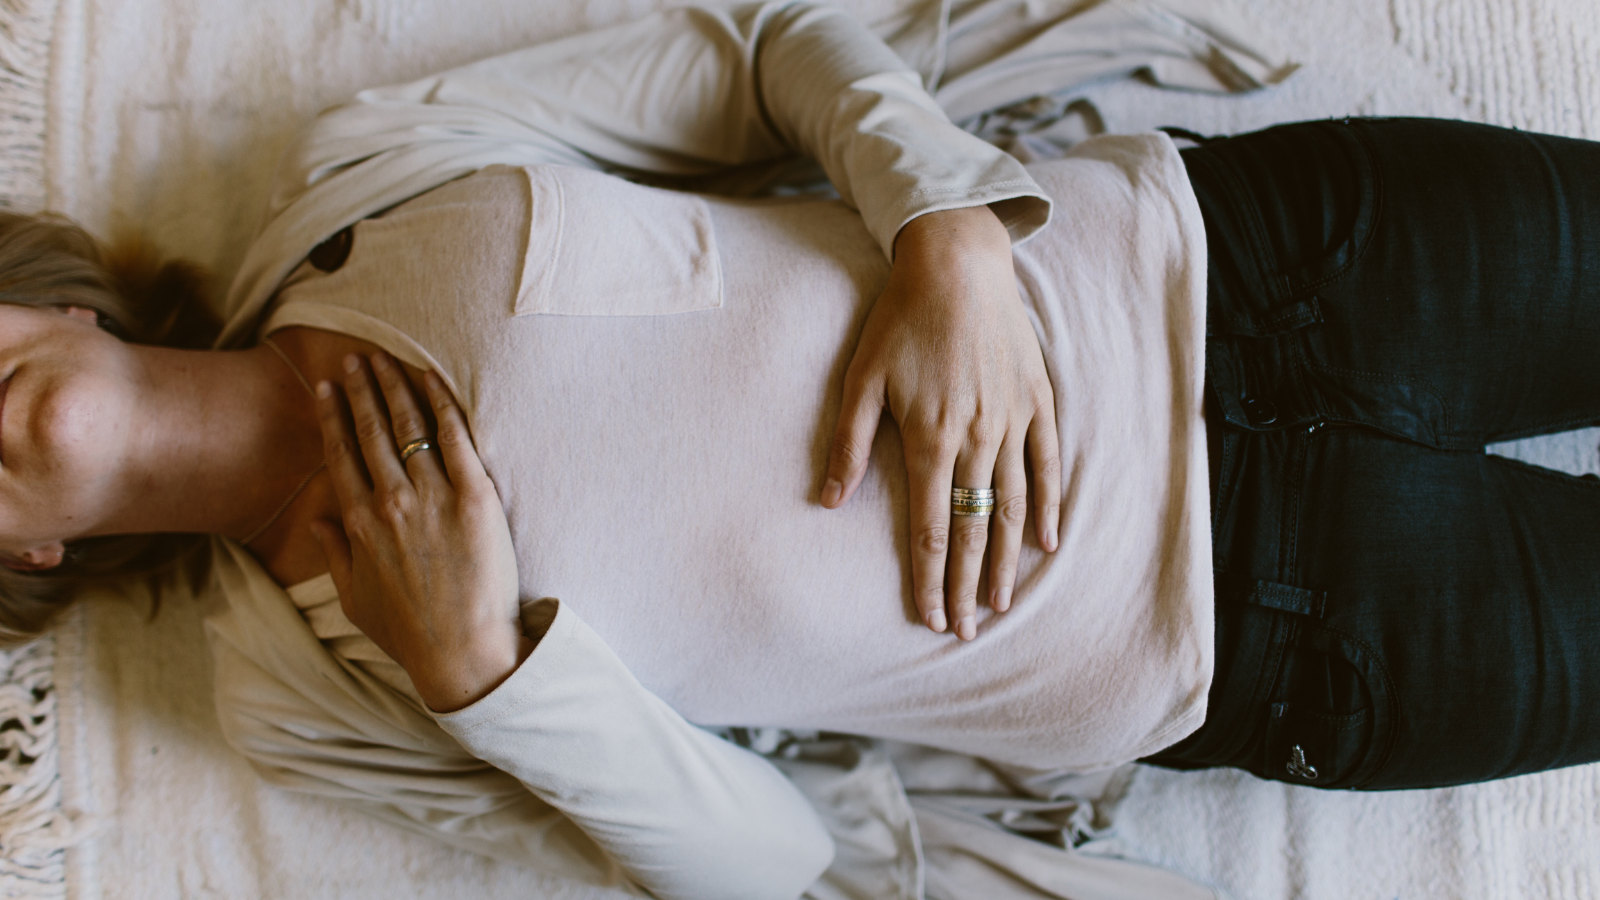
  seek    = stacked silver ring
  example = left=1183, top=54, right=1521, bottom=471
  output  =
left=951, top=487, right=996, bottom=517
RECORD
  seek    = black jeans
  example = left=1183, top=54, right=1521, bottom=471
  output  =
left=1144, top=118, right=1600, bottom=790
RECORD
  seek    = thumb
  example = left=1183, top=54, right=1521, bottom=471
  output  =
left=310, top=520, right=355, bottom=602
left=823, top=373, right=884, bottom=509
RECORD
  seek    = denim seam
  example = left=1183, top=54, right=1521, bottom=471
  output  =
left=1303, top=359, right=1455, bottom=439
left=1206, top=149, right=1289, bottom=309
left=1285, top=121, right=1387, bottom=299
left=1303, top=622, right=1400, bottom=789
left=1253, top=613, right=1296, bottom=762
left=1306, top=710, right=1369, bottom=730
left=1282, top=424, right=1312, bottom=578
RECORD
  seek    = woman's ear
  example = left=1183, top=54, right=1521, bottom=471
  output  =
left=61, top=305, right=99, bottom=324
left=2, top=542, right=67, bottom=572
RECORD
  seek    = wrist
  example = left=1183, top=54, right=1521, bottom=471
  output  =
left=413, top=631, right=529, bottom=713
left=892, top=205, right=1011, bottom=262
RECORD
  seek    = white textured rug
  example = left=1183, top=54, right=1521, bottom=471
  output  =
left=0, top=0, right=1594, bottom=898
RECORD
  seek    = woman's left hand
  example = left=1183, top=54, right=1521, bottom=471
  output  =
left=311, top=352, right=530, bottom=713
left=822, top=205, right=1062, bottom=641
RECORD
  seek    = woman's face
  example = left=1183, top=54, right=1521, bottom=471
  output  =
left=0, top=303, right=139, bottom=566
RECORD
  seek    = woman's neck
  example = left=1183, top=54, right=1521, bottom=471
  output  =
left=94, top=339, right=327, bottom=542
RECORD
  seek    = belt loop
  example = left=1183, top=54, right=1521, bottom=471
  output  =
left=1246, top=580, right=1328, bottom=618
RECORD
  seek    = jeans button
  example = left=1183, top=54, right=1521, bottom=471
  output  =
left=1242, top=396, right=1279, bottom=427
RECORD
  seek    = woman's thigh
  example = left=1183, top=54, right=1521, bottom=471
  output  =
left=1297, top=433, right=1600, bottom=788
left=1191, top=116, right=1600, bottom=445
left=1153, top=117, right=1600, bottom=789
left=1196, top=426, right=1600, bottom=790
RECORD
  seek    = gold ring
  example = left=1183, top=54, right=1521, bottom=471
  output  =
left=399, top=438, right=435, bottom=463
left=951, top=486, right=995, bottom=517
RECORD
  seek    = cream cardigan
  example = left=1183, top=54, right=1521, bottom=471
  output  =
left=204, top=2, right=1233, bottom=898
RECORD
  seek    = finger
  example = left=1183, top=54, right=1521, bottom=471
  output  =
left=905, top=428, right=957, bottom=634
left=341, top=354, right=410, bottom=491
left=370, top=352, right=446, bottom=487
left=1026, top=394, right=1063, bottom=553
left=315, top=380, right=373, bottom=510
left=423, top=370, right=490, bottom=490
left=310, top=519, right=355, bottom=606
left=945, top=437, right=1001, bottom=641
left=987, top=431, right=1029, bottom=614
left=823, top=370, right=885, bottom=508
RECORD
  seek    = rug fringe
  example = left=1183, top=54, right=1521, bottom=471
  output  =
left=0, top=636, right=75, bottom=899
left=0, top=0, right=57, bottom=211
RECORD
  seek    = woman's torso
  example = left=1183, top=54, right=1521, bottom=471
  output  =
left=255, top=134, right=1212, bottom=768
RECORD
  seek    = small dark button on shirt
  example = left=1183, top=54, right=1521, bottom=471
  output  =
left=1242, top=396, right=1279, bottom=427
left=309, top=226, right=355, bottom=273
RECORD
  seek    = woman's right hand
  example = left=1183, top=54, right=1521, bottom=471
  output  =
left=822, top=206, right=1062, bottom=641
left=311, top=352, right=530, bottom=713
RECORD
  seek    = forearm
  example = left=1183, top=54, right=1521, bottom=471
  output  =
left=754, top=2, right=1049, bottom=257
left=270, top=3, right=1049, bottom=259
left=435, top=600, right=833, bottom=900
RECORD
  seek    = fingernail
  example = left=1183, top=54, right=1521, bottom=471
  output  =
left=316, top=380, right=333, bottom=399
left=343, top=354, right=360, bottom=374
left=997, top=587, right=1012, bottom=612
left=1047, top=521, right=1060, bottom=552
left=956, top=615, right=976, bottom=641
left=926, top=609, right=947, bottom=632
left=822, top=478, right=842, bottom=507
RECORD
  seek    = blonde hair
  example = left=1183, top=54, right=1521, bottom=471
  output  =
left=0, top=212, right=220, bottom=643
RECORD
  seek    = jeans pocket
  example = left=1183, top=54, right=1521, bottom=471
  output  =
left=1256, top=623, right=1394, bottom=788
left=1265, top=702, right=1370, bottom=786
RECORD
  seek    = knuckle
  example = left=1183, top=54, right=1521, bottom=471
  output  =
left=390, top=410, right=426, bottom=439
left=839, top=367, right=873, bottom=402
left=998, top=495, right=1028, bottom=527
left=438, top=421, right=470, bottom=448
left=965, top=416, right=998, bottom=448
left=375, top=490, right=412, bottom=524
left=915, top=525, right=949, bottom=555
left=989, top=555, right=1016, bottom=585
left=926, top=429, right=962, bottom=459
left=1034, top=453, right=1063, bottom=484
left=344, top=511, right=379, bottom=543
left=953, top=520, right=989, bottom=552
left=355, top=417, right=389, bottom=444
left=465, top=481, right=501, bottom=509
left=828, top=432, right=868, bottom=470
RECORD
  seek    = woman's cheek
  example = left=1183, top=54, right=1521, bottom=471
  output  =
left=30, top=371, right=130, bottom=487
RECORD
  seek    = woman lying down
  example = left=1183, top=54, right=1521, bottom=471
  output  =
left=3, top=2, right=1599, bottom=898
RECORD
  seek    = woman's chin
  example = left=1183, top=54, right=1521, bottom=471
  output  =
left=25, top=373, right=136, bottom=494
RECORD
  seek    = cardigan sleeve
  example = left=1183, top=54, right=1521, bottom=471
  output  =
left=222, top=1, right=1049, bottom=342
left=266, top=1, right=1048, bottom=262
left=206, top=533, right=832, bottom=900
left=432, top=599, right=834, bottom=900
